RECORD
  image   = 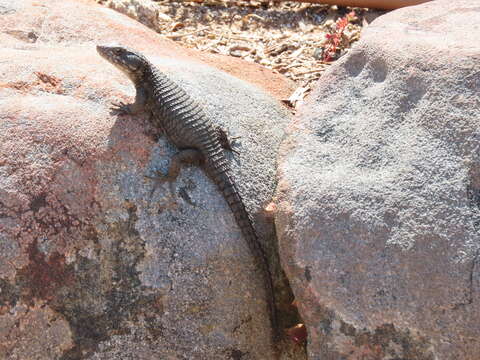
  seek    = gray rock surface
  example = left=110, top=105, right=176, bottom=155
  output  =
left=0, top=0, right=294, bottom=358
left=276, top=1, right=480, bottom=359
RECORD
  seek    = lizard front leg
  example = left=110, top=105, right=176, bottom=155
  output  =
left=111, top=85, right=148, bottom=115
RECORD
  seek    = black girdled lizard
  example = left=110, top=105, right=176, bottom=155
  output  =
left=96, top=45, right=278, bottom=338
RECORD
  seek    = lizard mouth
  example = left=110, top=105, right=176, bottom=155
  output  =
left=96, top=45, right=130, bottom=71
left=96, top=45, right=113, bottom=61
left=96, top=44, right=144, bottom=77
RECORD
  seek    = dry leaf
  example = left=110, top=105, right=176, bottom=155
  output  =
left=286, top=323, right=307, bottom=344
left=171, top=22, right=185, bottom=32
left=264, top=202, right=276, bottom=218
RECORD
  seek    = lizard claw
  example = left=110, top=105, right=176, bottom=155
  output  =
left=217, top=128, right=241, bottom=154
left=144, top=173, right=174, bottom=183
left=144, top=173, right=175, bottom=199
left=110, top=101, right=131, bottom=115
left=144, top=174, right=179, bottom=209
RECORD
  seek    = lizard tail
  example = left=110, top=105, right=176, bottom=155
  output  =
left=210, top=168, right=278, bottom=337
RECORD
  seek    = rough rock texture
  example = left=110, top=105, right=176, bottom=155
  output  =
left=0, top=0, right=295, bottom=358
left=276, top=1, right=480, bottom=359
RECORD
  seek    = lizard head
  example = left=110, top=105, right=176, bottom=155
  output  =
left=96, top=45, right=149, bottom=81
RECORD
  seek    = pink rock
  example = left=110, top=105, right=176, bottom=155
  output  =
left=0, top=0, right=292, bottom=358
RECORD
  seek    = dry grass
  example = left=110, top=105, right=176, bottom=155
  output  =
left=98, top=0, right=384, bottom=107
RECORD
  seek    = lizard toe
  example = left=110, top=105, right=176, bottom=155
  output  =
left=110, top=101, right=131, bottom=115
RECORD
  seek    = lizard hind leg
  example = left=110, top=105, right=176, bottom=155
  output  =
left=145, top=149, right=205, bottom=199
left=216, top=127, right=240, bottom=154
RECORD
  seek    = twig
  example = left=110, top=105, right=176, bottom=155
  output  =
left=164, top=28, right=208, bottom=39
left=294, top=68, right=326, bottom=76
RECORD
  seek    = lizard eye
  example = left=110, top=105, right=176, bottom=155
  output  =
left=114, top=48, right=123, bottom=55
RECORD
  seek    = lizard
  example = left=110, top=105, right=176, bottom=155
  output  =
left=96, top=45, right=278, bottom=339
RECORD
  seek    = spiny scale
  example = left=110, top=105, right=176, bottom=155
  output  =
left=150, top=69, right=278, bottom=334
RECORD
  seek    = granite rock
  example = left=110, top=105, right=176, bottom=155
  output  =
left=0, top=0, right=293, bottom=358
left=276, top=1, right=480, bottom=359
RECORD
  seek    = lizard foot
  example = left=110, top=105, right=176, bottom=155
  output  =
left=144, top=173, right=179, bottom=209
left=144, top=149, right=204, bottom=203
left=110, top=101, right=132, bottom=115
left=144, top=172, right=176, bottom=199
left=217, top=127, right=240, bottom=154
